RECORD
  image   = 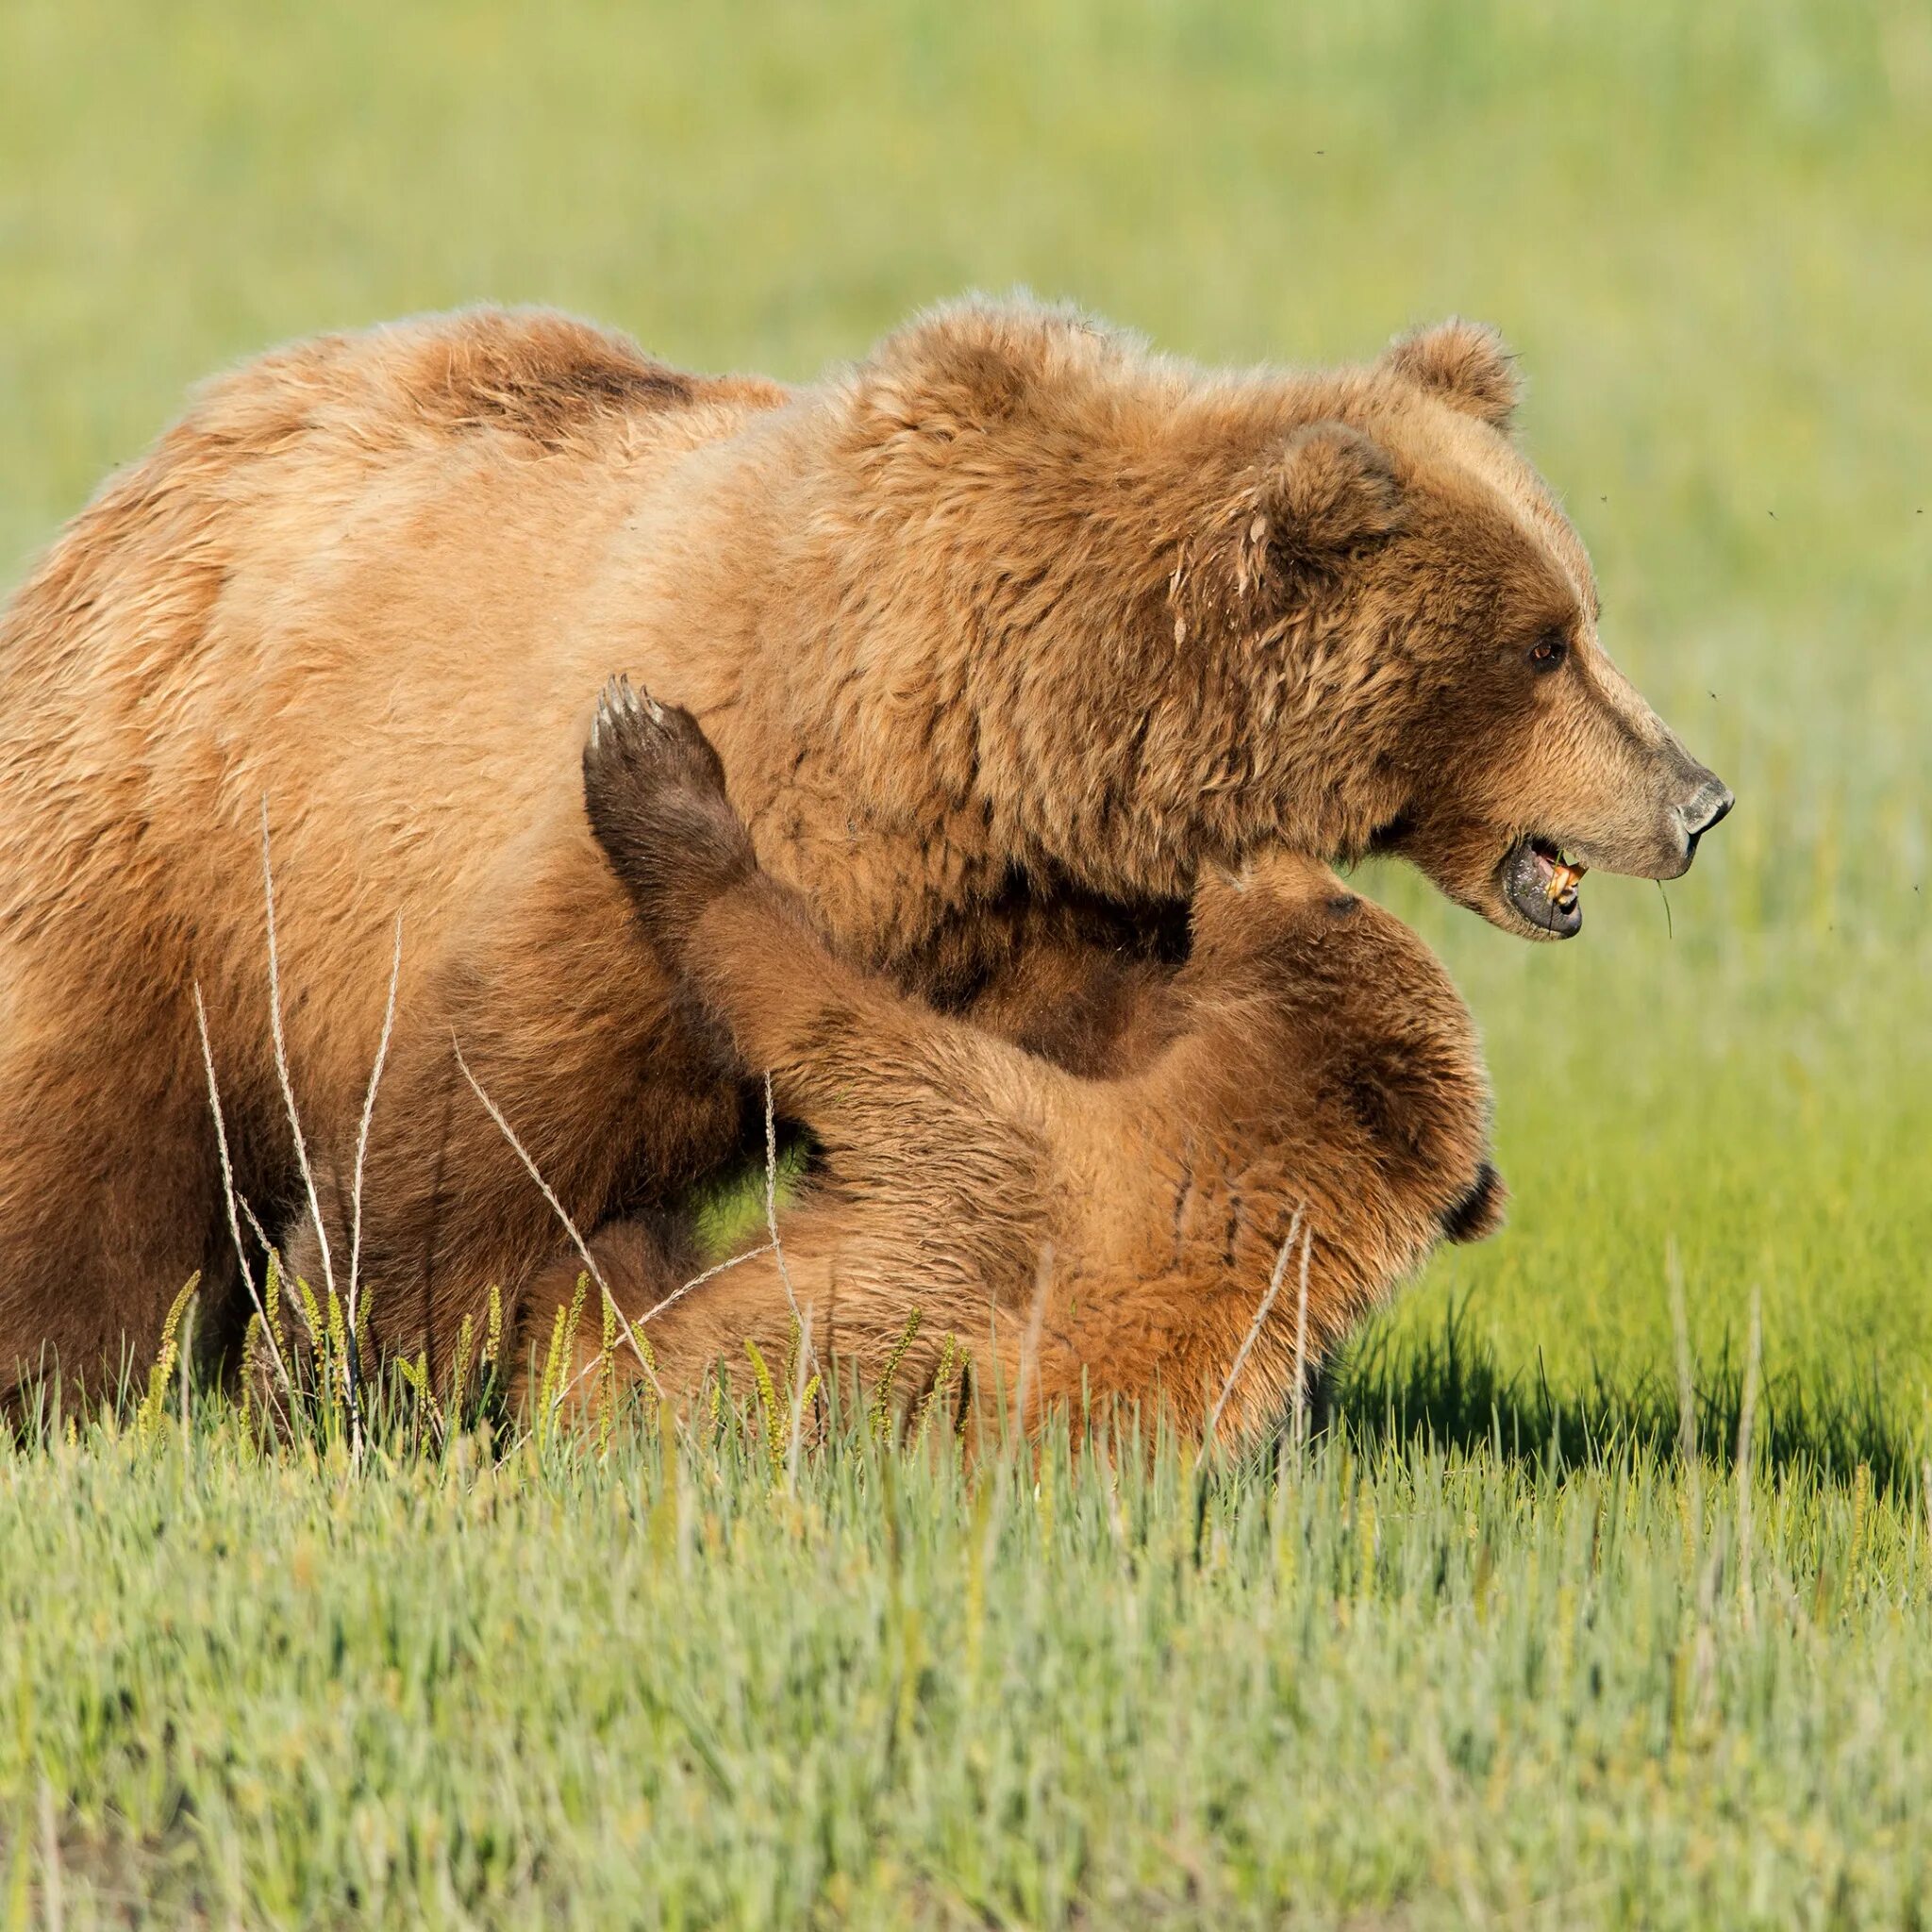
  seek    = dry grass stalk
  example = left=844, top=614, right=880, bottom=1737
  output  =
left=449, top=1035, right=672, bottom=1415
left=192, top=982, right=293, bottom=1398
left=1290, top=1216, right=1315, bottom=1451
left=259, top=802, right=338, bottom=1317
left=345, top=914, right=404, bottom=1413
left=1203, top=1204, right=1306, bottom=1453
left=1011, top=1241, right=1053, bottom=1444
left=259, top=800, right=370, bottom=1454
left=749, top=1072, right=824, bottom=1481
left=785, top=1300, right=816, bottom=1489
left=762, top=1074, right=820, bottom=1387
left=553, top=1240, right=781, bottom=1414
left=639, top=1241, right=777, bottom=1324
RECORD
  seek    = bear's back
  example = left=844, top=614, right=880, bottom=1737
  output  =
left=152, top=307, right=791, bottom=501
left=0, top=309, right=791, bottom=1041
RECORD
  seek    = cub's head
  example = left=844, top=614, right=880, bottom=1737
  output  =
left=1200, top=853, right=1505, bottom=1261
left=836, top=303, right=1730, bottom=940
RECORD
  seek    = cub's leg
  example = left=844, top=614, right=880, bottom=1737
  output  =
left=579, top=692, right=1380, bottom=1455
left=584, top=678, right=1049, bottom=1209
left=580, top=679, right=1060, bottom=1380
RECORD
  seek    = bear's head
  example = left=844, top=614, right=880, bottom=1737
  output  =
left=1193, top=850, right=1505, bottom=1283
left=1324, top=319, right=1733, bottom=939
left=830, top=302, right=1731, bottom=941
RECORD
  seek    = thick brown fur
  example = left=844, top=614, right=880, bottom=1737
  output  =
left=540, top=682, right=1505, bottom=1453
left=0, top=301, right=1721, bottom=1398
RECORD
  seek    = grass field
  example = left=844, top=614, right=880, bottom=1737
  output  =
left=2, top=0, right=1929, bottom=1924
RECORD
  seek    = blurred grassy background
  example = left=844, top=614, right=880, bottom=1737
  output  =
left=3, top=0, right=1927, bottom=1397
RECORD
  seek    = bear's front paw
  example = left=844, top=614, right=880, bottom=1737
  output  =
left=585, top=675, right=731, bottom=808
left=582, top=675, right=753, bottom=941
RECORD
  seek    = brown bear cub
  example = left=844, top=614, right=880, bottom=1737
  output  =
left=538, top=678, right=1505, bottom=1452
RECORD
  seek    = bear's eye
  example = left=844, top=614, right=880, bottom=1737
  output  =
left=1527, top=631, right=1568, bottom=674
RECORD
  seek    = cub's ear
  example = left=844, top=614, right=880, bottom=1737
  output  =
left=1380, top=319, right=1519, bottom=432
left=1441, top=1160, right=1507, bottom=1244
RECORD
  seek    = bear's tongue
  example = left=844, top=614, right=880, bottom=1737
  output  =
left=1503, top=836, right=1587, bottom=935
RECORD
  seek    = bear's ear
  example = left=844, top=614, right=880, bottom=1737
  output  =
left=856, top=301, right=1090, bottom=441
left=1254, top=421, right=1405, bottom=573
left=898, top=336, right=1034, bottom=429
left=1380, top=319, right=1519, bottom=432
left=1181, top=425, right=1401, bottom=631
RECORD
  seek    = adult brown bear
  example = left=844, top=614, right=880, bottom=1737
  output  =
left=0, top=301, right=1729, bottom=1398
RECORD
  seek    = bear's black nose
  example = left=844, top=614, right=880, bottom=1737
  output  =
left=1680, top=778, right=1734, bottom=859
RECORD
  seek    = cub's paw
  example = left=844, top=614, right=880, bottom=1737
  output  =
left=582, top=675, right=753, bottom=941
left=584, top=675, right=730, bottom=810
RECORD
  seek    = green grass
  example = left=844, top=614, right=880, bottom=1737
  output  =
left=2, top=0, right=1928, bottom=1923
left=7, top=1393, right=1932, bottom=1929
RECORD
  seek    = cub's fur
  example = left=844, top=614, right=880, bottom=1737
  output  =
left=535, top=681, right=1503, bottom=1450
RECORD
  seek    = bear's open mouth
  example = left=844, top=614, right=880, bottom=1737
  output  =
left=1500, top=835, right=1588, bottom=938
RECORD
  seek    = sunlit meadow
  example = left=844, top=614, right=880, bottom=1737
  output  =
left=2, top=0, right=1927, bottom=1922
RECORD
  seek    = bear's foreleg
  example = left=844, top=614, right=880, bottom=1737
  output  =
left=281, top=802, right=748, bottom=1385
left=0, top=967, right=240, bottom=1412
